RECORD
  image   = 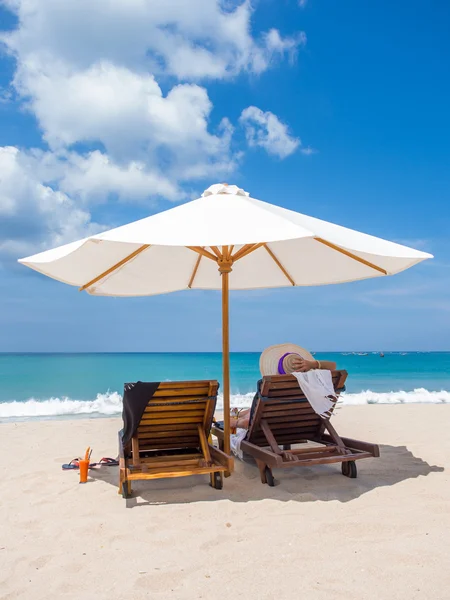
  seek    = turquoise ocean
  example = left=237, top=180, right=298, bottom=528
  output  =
left=1, top=352, right=449, bottom=421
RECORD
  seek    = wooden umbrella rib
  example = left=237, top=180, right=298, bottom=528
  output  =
left=209, top=246, right=223, bottom=259
left=315, top=238, right=388, bottom=275
left=188, top=254, right=202, bottom=288
left=263, top=244, right=295, bottom=286
left=79, top=244, right=151, bottom=292
left=187, top=246, right=217, bottom=261
left=232, top=243, right=265, bottom=262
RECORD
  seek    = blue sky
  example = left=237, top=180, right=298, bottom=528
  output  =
left=0, top=0, right=449, bottom=352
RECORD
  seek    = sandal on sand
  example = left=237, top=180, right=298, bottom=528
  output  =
left=62, top=457, right=118, bottom=470
left=97, top=457, right=119, bottom=466
left=62, top=459, right=80, bottom=470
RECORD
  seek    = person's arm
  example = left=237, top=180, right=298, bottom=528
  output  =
left=316, top=360, right=336, bottom=371
left=291, top=357, right=337, bottom=372
left=230, top=408, right=251, bottom=430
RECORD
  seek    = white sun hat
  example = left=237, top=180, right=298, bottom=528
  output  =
left=259, top=343, right=315, bottom=376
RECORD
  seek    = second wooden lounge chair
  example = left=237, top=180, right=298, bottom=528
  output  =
left=119, top=380, right=233, bottom=498
left=212, top=371, right=379, bottom=486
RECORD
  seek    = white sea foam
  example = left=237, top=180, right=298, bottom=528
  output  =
left=339, top=388, right=450, bottom=405
left=0, top=388, right=449, bottom=420
left=0, top=391, right=123, bottom=419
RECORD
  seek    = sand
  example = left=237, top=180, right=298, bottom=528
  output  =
left=1, top=404, right=449, bottom=600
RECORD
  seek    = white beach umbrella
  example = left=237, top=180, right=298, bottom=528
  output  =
left=19, top=183, right=432, bottom=456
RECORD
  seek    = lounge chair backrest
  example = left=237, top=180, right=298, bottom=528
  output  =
left=134, top=380, right=219, bottom=453
left=246, top=371, right=347, bottom=448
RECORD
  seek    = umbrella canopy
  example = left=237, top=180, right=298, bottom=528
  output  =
left=20, top=183, right=431, bottom=295
left=18, top=183, right=433, bottom=457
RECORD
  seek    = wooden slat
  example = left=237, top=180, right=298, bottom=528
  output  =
left=137, top=429, right=200, bottom=440
left=321, top=434, right=380, bottom=457
left=140, top=410, right=205, bottom=420
left=262, top=406, right=318, bottom=417
left=137, top=423, right=199, bottom=433
left=277, top=452, right=372, bottom=468
left=139, top=453, right=202, bottom=464
left=262, top=401, right=314, bottom=410
left=143, top=403, right=206, bottom=413
left=260, top=421, right=322, bottom=433
left=138, top=433, right=199, bottom=442
left=138, top=457, right=203, bottom=469
left=252, top=428, right=320, bottom=440
left=139, top=416, right=204, bottom=426
left=138, top=441, right=200, bottom=450
left=152, top=387, right=210, bottom=397
left=290, top=445, right=338, bottom=455
left=262, top=413, right=320, bottom=423
left=127, top=464, right=226, bottom=481
left=251, top=429, right=319, bottom=445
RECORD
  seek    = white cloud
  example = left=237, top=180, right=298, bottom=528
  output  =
left=12, top=60, right=234, bottom=171
left=264, top=29, right=306, bottom=63
left=0, top=1, right=311, bottom=262
left=300, top=146, right=318, bottom=155
left=0, top=146, right=102, bottom=261
left=239, top=106, right=300, bottom=158
left=1, top=0, right=304, bottom=80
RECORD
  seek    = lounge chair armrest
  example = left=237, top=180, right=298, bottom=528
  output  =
left=209, top=445, right=234, bottom=472
left=210, top=425, right=225, bottom=441
left=321, top=433, right=380, bottom=457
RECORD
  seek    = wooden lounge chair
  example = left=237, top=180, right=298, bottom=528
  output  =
left=118, top=380, right=233, bottom=498
left=212, top=371, right=379, bottom=486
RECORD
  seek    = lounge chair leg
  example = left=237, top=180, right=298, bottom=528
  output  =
left=264, top=467, right=275, bottom=487
left=255, top=459, right=267, bottom=484
left=122, top=479, right=131, bottom=499
left=210, top=472, right=223, bottom=490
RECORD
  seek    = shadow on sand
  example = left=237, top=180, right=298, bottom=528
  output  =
left=89, top=443, right=444, bottom=508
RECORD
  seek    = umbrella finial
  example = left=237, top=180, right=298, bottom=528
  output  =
left=202, top=183, right=249, bottom=197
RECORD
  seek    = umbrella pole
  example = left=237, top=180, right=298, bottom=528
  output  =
left=221, top=268, right=231, bottom=458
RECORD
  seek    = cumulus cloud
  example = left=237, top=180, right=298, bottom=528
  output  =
left=239, top=106, right=300, bottom=158
left=0, top=146, right=102, bottom=261
left=0, top=0, right=310, bottom=262
left=1, top=0, right=304, bottom=80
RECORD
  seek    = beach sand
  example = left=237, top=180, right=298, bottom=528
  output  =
left=1, top=404, right=449, bottom=600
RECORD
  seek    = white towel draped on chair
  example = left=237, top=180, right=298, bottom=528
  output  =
left=291, top=369, right=338, bottom=418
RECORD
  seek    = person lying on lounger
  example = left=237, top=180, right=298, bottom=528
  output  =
left=230, top=343, right=337, bottom=430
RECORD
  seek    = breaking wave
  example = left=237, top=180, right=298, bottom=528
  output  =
left=0, top=388, right=449, bottom=420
